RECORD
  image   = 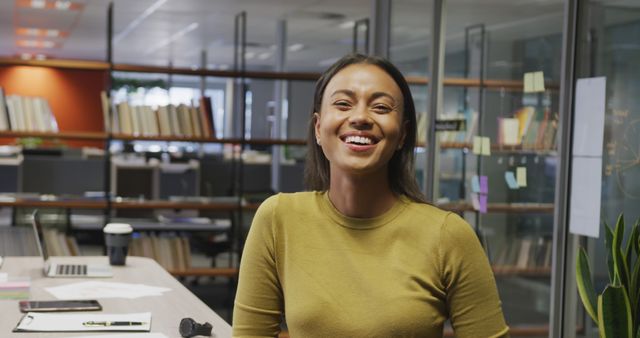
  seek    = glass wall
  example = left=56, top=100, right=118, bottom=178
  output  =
left=441, top=1, right=565, bottom=336
left=573, top=2, right=640, bottom=337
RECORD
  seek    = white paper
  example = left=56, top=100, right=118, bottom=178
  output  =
left=15, top=312, right=151, bottom=332
left=569, top=157, right=602, bottom=238
left=573, top=77, right=606, bottom=157
left=46, top=281, right=171, bottom=300
left=66, top=333, right=168, bottom=338
left=0, top=272, right=7, bottom=281
left=502, top=118, right=520, bottom=145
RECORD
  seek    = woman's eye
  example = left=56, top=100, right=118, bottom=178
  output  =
left=373, top=105, right=391, bottom=113
left=334, top=101, right=351, bottom=109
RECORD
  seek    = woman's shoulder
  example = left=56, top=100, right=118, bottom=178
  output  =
left=403, top=199, right=454, bottom=225
left=257, top=191, right=323, bottom=212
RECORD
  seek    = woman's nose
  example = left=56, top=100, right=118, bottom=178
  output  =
left=348, top=104, right=373, bottom=129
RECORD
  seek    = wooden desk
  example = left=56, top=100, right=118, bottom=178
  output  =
left=0, top=256, right=232, bottom=338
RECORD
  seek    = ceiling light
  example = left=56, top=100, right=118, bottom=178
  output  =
left=288, top=43, right=304, bottom=52
left=339, top=21, right=355, bottom=29
left=35, top=54, right=47, bottom=60
left=258, top=52, right=271, bottom=60
left=46, top=29, right=60, bottom=37
left=16, top=40, right=59, bottom=48
left=31, top=0, right=46, bottom=8
left=245, top=52, right=255, bottom=59
left=319, top=57, right=339, bottom=67
left=42, top=41, right=56, bottom=48
left=114, top=0, right=168, bottom=44
left=54, top=0, right=71, bottom=10
left=16, top=27, right=66, bottom=37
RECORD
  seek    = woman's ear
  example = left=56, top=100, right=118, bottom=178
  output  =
left=313, top=112, right=321, bottom=145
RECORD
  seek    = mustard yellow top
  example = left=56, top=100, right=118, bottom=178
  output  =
left=233, top=191, right=509, bottom=337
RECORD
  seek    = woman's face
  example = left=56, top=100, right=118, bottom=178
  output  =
left=314, top=63, right=406, bottom=177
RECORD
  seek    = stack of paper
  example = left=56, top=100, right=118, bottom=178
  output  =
left=45, top=281, right=171, bottom=300
left=0, top=274, right=30, bottom=299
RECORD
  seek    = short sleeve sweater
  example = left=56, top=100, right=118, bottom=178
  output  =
left=233, top=191, right=508, bottom=337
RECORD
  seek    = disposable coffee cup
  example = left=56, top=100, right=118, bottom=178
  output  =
left=103, top=223, right=133, bottom=266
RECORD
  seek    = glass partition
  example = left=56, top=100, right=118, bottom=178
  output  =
left=573, top=3, right=640, bottom=337
left=442, top=1, right=565, bottom=336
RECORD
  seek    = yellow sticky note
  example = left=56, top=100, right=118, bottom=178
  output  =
left=523, top=72, right=533, bottom=93
left=533, top=71, right=545, bottom=92
left=481, top=137, right=491, bottom=156
left=473, top=136, right=482, bottom=154
left=516, top=166, right=527, bottom=187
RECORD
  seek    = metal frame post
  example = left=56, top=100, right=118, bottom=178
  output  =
left=271, top=20, right=286, bottom=193
left=370, top=0, right=391, bottom=58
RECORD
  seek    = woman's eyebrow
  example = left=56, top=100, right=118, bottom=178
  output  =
left=330, top=89, right=397, bottom=104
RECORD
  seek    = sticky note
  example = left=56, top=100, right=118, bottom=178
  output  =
left=481, top=137, right=491, bottom=156
left=505, top=171, right=519, bottom=189
left=524, top=72, right=534, bottom=93
left=479, top=194, right=488, bottom=213
left=471, top=193, right=480, bottom=211
left=473, top=136, right=482, bottom=154
left=480, top=175, right=488, bottom=194
left=516, top=167, right=527, bottom=187
left=533, top=71, right=545, bottom=92
left=471, top=175, right=480, bottom=193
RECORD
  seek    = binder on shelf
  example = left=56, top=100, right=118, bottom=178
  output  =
left=0, top=87, right=9, bottom=131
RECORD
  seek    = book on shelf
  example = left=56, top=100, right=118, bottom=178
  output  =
left=493, top=237, right=552, bottom=271
left=129, top=233, right=192, bottom=271
left=0, top=87, right=8, bottom=131
left=100, top=91, right=111, bottom=133
left=198, top=96, right=215, bottom=138
left=2, top=94, right=58, bottom=133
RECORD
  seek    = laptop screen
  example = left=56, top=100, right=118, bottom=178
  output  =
left=31, top=210, right=50, bottom=262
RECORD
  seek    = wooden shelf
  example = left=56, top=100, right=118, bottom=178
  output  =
left=168, top=267, right=238, bottom=277
left=0, top=130, right=107, bottom=141
left=111, top=134, right=308, bottom=146
left=492, top=266, right=551, bottom=277
left=0, top=58, right=559, bottom=91
left=438, top=202, right=554, bottom=214
left=0, top=57, right=109, bottom=70
left=111, top=200, right=239, bottom=211
left=0, top=198, right=108, bottom=209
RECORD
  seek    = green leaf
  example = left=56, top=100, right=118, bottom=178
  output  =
left=613, top=214, right=631, bottom=291
left=606, top=223, right=615, bottom=282
left=597, top=285, right=633, bottom=338
left=577, top=248, right=598, bottom=324
left=627, top=222, right=639, bottom=266
left=631, top=257, right=640, bottom=331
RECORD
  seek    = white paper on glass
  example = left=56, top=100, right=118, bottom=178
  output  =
left=569, top=156, right=603, bottom=238
left=573, top=77, right=606, bottom=157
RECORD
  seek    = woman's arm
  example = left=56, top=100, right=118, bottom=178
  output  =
left=439, top=212, right=510, bottom=338
left=233, top=196, right=284, bottom=338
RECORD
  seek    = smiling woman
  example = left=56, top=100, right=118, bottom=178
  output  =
left=232, top=54, right=509, bottom=338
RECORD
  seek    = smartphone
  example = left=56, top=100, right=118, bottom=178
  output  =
left=19, top=300, right=102, bottom=312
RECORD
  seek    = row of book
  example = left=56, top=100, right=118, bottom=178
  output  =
left=103, top=94, right=216, bottom=139
left=0, top=88, right=59, bottom=132
left=492, top=237, right=553, bottom=270
left=42, top=228, right=82, bottom=256
left=497, top=107, right=558, bottom=150
left=128, top=233, right=192, bottom=271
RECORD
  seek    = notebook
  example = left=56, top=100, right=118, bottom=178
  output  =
left=31, top=211, right=112, bottom=278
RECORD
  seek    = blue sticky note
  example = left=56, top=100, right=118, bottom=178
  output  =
left=480, top=175, right=488, bottom=194
left=471, top=175, right=480, bottom=193
left=505, top=171, right=519, bottom=189
left=479, top=194, right=488, bottom=213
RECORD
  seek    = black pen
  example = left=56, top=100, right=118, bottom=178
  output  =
left=83, top=321, right=146, bottom=326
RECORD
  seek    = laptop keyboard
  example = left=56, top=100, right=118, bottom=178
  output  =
left=56, top=264, right=88, bottom=276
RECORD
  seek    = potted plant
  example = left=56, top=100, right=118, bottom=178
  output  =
left=576, top=214, right=640, bottom=338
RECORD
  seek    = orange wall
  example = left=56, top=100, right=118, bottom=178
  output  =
left=0, top=65, right=107, bottom=147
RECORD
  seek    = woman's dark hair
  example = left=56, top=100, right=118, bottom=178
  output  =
left=304, top=53, right=426, bottom=203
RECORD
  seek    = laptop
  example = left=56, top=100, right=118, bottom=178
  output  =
left=31, top=210, right=112, bottom=278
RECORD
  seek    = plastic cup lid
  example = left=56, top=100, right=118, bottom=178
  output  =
left=103, top=223, right=133, bottom=234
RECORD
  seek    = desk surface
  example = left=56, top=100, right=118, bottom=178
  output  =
left=0, top=256, right=232, bottom=338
